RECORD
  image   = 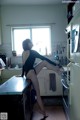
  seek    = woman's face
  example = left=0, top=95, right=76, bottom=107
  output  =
left=28, top=41, right=33, bottom=49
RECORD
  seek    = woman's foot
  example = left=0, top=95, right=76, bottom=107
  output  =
left=40, top=115, right=48, bottom=120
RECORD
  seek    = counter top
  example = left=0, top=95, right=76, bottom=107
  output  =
left=7, top=68, right=22, bottom=70
left=2, top=66, right=69, bottom=71
left=0, top=76, right=28, bottom=95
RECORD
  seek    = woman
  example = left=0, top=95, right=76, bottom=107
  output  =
left=22, top=39, right=64, bottom=120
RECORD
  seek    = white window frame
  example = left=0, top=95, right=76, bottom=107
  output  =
left=11, top=25, right=51, bottom=56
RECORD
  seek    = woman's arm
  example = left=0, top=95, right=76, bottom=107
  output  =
left=32, top=50, right=62, bottom=68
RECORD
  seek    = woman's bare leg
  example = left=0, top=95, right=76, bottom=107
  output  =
left=27, top=70, right=46, bottom=116
left=35, top=60, right=63, bottom=75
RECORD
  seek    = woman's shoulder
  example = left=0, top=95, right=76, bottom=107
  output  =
left=31, top=50, right=41, bottom=57
left=31, top=50, right=38, bottom=54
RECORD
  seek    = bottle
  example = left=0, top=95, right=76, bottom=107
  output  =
left=6, top=57, right=8, bottom=68
left=45, top=47, right=48, bottom=56
left=54, top=51, right=59, bottom=64
left=8, top=57, right=11, bottom=68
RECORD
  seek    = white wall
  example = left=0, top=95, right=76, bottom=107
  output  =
left=0, top=4, right=67, bottom=64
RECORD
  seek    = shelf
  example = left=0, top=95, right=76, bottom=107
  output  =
left=67, top=3, right=80, bottom=27
left=67, top=2, right=75, bottom=24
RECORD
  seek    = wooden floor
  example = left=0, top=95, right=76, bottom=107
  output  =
left=32, top=104, right=66, bottom=120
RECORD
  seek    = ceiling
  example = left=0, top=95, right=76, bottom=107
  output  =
left=0, top=0, right=65, bottom=5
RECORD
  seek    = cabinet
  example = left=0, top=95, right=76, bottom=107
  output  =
left=37, top=69, right=62, bottom=96
left=0, top=7, right=1, bottom=45
left=70, top=64, right=80, bottom=120
left=44, top=70, right=62, bottom=96
left=1, top=68, right=62, bottom=96
left=66, top=3, right=80, bottom=120
left=1, top=68, right=22, bottom=83
left=66, top=5, right=80, bottom=62
left=67, top=3, right=75, bottom=24
left=37, top=69, right=46, bottom=96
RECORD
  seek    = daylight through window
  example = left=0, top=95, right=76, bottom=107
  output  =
left=12, top=26, right=51, bottom=55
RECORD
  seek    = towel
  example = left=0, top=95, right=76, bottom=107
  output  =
left=49, top=73, right=56, bottom=91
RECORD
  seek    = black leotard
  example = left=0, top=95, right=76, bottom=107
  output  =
left=21, top=50, right=62, bottom=77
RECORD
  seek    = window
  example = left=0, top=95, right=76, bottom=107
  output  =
left=11, top=26, right=51, bottom=56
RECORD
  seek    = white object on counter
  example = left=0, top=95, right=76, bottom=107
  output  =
left=0, top=58, right=6, bottom=68
left=15, top=65, right=19, bottom=69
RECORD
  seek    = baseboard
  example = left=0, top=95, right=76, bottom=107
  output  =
left=41, top=96, right=63, bottom=106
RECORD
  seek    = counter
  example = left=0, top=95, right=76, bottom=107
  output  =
left=0, top=76, right=34, bottom=120
left=0, top=76, right=28, bottom=95
left=0, top=68, right=63, bottom=96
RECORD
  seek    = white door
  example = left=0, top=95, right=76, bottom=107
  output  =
left=70, top=63, right=80, bottom=120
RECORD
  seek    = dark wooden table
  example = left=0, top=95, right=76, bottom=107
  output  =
left=0, top=76, right=33, bottom=120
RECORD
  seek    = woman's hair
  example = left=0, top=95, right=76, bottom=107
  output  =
left=22, top=39, right=31, bottom=51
